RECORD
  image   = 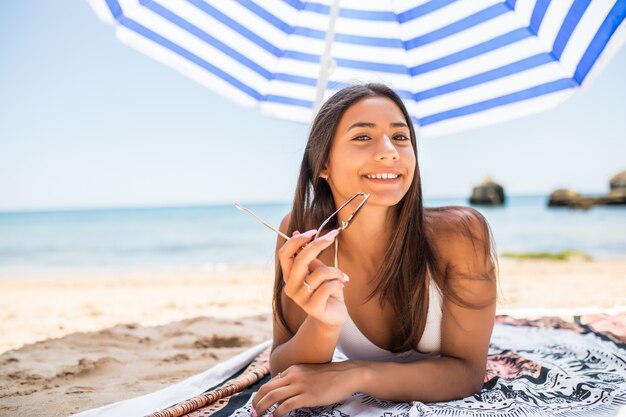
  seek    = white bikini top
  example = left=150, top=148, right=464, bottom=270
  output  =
left=334, top=239, right=443, bottom=363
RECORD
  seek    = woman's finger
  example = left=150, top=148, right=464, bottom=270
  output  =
left=277, top=229, right=317, bottom=281
left=304, top=279, right=345, bottom=311
left=251, top=370, right=289, bottom=412
left=282, top=258, right=324, bottom=300
left=307, top=265, right=348, bottom=289
left=292, top=266, right=344, bottom=301
left=287, top=229, right=339, bottom=289
left=253, top=383, right=299, bottom=416
left=273, top=395, right=309, bottom=417
left=285, top=247, right=339, bottom=300
left=307, top=257, right=326, bottom=271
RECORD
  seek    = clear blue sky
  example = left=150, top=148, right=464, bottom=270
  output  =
left=1, top=1, right=625, bottom=212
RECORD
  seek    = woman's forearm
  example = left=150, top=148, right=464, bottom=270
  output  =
left=355, top=356, right=484, bottom=403
left=270, top=316, right=342, bottom=375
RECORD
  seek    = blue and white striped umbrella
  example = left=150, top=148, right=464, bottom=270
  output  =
left=90, top=0, right=626, bottom=137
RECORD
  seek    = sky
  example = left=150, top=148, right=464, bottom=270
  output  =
left=1, top=1, right=625, bottom=212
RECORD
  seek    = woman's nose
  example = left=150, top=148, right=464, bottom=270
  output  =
left=374, top=134, right=399, bottom=161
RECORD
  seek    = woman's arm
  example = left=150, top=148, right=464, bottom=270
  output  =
left=268, top=214, right=348, bottom=374
left=269, top=313, right=342, bottom=374
left=259, top=284, right=494, bottom=416
left=356, top=208, right=497, bottom=401
left=260, top=282, right=495, bottom=412
left=355, top=290, right=495, bottom=402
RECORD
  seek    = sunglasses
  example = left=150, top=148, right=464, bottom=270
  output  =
left=235, top=192, right=370, bottom=240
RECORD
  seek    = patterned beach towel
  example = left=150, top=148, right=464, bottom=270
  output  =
left=72, top=313, right=626, bottom=417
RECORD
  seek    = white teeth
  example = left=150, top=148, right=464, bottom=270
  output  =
left=366, top=173, right=399, bottom=179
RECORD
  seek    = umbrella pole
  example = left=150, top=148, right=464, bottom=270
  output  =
left=312, top=0, right=340, bottom=117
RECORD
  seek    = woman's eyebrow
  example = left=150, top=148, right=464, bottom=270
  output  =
left=346, top=121, right=408, bottom=132
left=346, top=122, right=376, bottom=132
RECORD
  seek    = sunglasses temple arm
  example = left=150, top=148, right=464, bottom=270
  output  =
left=315, top=192, right=369, bottom=239
left=346, top=193, right=369, bottom=224
left=235, top=204, right=291, bottom=240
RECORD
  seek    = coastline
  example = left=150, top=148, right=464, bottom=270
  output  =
left=1, top=258, right=625, bottom=416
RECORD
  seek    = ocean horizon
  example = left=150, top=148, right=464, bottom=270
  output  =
left=1, top=194, right=624, bottom=278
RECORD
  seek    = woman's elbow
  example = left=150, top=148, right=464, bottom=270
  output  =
left=463, top=367, right=486, bottom=398
left=467, top=378, right=484, bottom=397
left=456, top=360, right=486, bottom=398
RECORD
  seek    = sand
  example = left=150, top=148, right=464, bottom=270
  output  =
left=1, top=259, right=625, bottom=417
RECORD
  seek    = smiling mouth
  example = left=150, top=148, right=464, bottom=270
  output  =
left=363, top=173, right=402, bottom=183
left=364, top=173, right=400, bottom=180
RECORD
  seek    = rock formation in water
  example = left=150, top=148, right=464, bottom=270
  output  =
left=610, top=171, right=626, bottom=191
left=548, top=170, right=626, bottom=209
left=548, top=189, right=583, bottom=207
left=469, top=177, right=505, bottom=206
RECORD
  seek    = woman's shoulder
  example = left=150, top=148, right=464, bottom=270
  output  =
left=424, top=206, right=497, bottom=308
left=424, top=205, right=490, bottom=245
left=424, top=206, right=493, bottom=272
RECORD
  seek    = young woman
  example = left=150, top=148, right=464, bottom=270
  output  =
left=251, top=83, right=498, bottom=417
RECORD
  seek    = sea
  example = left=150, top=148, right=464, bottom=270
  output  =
left=0, top=195, right=624, bottom=278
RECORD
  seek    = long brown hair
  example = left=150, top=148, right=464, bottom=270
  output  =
left=273, top=83, right=498, bottom=353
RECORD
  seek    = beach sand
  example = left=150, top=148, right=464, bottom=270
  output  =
left=1, top=259, right=625, bottom=416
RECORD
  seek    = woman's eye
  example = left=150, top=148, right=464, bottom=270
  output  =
left=393, top=134, right=410, bottom=141
left=353, top=135, right=370, bottom=141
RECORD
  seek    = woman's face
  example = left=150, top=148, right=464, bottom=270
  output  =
left=322, top=96, right=416, bottom=208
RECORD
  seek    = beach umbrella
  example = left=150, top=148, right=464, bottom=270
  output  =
left=89, top=0, right=626, bottom=137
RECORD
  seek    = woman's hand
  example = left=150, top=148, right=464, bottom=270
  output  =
left=252, top=362, right=362, bottom=417
left=277, top=229, right=349, bottom=328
